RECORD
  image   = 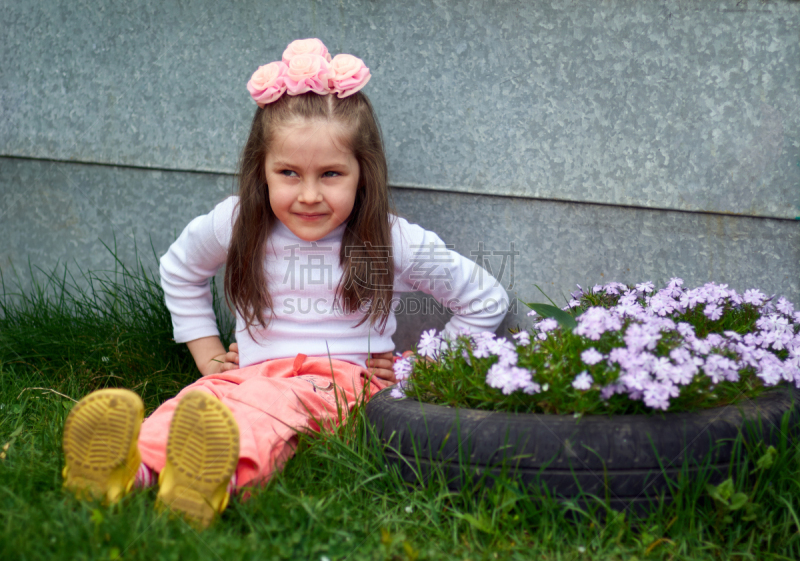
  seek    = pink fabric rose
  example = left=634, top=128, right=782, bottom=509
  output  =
left=246, top=61, right=289, bottom=107
left=284, top=54, right=333, bottom=96
left=329, top=54, right=371, bottom=98
left=282, top=38, right=332, bottom=64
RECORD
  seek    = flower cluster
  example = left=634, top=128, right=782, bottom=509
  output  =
left=247, top=38, right=371, bottom=107
left=396, top=279, right=800, bottom=414
left=390, top=353, right=414, bottom=399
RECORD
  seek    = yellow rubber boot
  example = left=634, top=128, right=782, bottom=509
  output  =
left=62, top=388, right=144, bottom=503
left=156, top=391, right=239, bottom=529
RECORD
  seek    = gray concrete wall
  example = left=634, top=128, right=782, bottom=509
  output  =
left=4, top=0, right=798, bottom=217
left=2, top=0, right=799, bottom=347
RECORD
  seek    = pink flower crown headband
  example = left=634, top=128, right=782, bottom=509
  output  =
left=246, top=38, right=371, bottom=107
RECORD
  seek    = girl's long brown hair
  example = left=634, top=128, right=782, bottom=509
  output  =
left=225, top=92, right=394, bottom=334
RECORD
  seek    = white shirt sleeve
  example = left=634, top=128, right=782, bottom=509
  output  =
left=159, top=197, right=238, bottom=343
left=392, top=216, right=509, bottom=340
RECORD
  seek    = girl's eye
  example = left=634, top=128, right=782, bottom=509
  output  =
left=322, top=171, right=340, bottom=178
left=280, top=170, right=297, bottom=177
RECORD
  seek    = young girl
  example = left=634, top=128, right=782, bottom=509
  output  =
left=62, top=38, right=509, bottom=528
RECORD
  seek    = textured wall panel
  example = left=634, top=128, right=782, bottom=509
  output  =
left=2, top=1, right=798, bottom=218
left=3, top=157, right=797, bottom=352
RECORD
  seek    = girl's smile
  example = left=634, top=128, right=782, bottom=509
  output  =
left=265, top=120, right=359, bottom=241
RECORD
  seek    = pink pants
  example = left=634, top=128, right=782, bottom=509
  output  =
left=138, top=354, right=387, bottom=487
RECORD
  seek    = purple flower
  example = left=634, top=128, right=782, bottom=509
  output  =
left=486, top=364, right=540, bottom=395
left=651, top=316, right=677, bottom=333
left=609, top=348, right=655, bottom=376
left=394, top=356, right=414, bottom=381
left=669, top=347, right=702, bottom=383
left=743, top=332, right=764, bottom=348
left=681, top=288, right=705, bottom=310
left=758, top=314, right=793, bottom=351
left=647, top=292, right=677, bottom=317
left=624, top=322, right=661, bottom=353
left=488, top=337, right=518, bottom=366
left=572, top=371, right=593, bottom=391
left=703, top=354, right=740, bottom=384
left=603, top=282, right=624, bottom=296
left=581, top=348, right=604, bottom=365
left=651, top=357, right=675, bottom=382
left=599, top=383, right=624, bottom=400
left=703, top=303, right=723, bottom=321
left=664, top=277, right=684, bottom=298
left=701, top=282, right=728, bottom=305
left=757, top=354, right=784, bottom=385
left=690, top=338, right=712, bottom=355
left=636, top=281, right=655, bottom=294
left=643, top=381, right=678, bottom=410
left=512, top=330, right=531, bottom=346
left=669, top=346, right=691, bottom=364
left=471, top=331, right=496, bottom=358
left=673, top=363, right=698, bottom=385
left=575, top=307, right=622, bottom=340
left=390, top=380, right=408, bottom=399
left=724, top=330, right=742, bottom=342
left=537, top=318, right=559, bottom=333
left=743, top=289, right=766, bottom=307
left=417, top=329, right=442, bottom=358
left=619, top=369, right=652, bottom=392
left=727, top=289, right=743, bottom=306
left=786, top=364, right=800, bottom=388
left=615, top=297, right=645, bottom=319
left=777, top=297, right=795, bottom=316
left=736, top=343, right=764, bottom=368
left=566, top=299, right=582, bottom=309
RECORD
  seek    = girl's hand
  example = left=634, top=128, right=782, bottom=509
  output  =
left=366, top=351, right=402, bottom=384
left=187, top=337, right=239, bottom=378
left=208, top=342, right=239, bottom=375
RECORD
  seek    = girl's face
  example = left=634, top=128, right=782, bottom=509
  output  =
left=265, top=119, right=359, bottom=242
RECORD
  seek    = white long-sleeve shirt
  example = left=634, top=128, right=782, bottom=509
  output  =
left=160, top=196, right=509, bottom=368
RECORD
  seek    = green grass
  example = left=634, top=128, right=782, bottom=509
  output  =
left=2, top=253, right=800, bottom=560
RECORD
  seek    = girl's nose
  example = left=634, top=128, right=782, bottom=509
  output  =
left=297, top=181, right=324, bottom=203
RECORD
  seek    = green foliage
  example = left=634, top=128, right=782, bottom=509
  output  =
left=706, top=445, right=782, bottom=534
left=526, top=303, right=578, bottom=331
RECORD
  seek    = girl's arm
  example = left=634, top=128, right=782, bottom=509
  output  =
left=187, top=337, right=240, bottom=377
left=160, top=197, right=238, bottom=370
left=392, top=217, right=510, bottom=345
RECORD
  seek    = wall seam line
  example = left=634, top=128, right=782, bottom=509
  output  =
left=2, top=154, right=797, bottom=223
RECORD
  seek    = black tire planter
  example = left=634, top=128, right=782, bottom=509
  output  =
left=365, top=385, right=800, bottom=512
